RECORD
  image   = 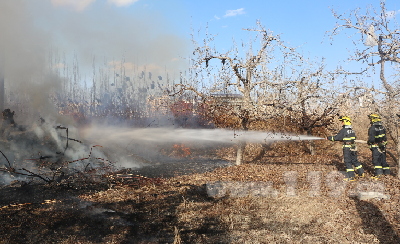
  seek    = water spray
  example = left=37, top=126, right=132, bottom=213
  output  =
left=79, top=126, right=326, bottom=168
left=82, top=126, right=324, bottom=145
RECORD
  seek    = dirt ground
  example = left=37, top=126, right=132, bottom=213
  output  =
left=1, top=140, right=400, bottom=244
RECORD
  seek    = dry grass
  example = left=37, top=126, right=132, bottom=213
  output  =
left=1, top=140, right=400, bottom=243
left=82, top=140, right=400, bottom=243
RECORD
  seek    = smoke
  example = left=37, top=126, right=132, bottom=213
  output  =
left=0, top=0, right=191, bottom=184
left=0, top=0, right=189, bottom=120
left=51, top=0, right=97, bottom=11
left=51, top=0, right=141, bottom=11
left=0, top=1, right=53, bottom=96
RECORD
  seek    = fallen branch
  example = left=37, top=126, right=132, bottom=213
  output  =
left=0, top=166, right=51, bottom=183
left=0, top=149, right=12, bottom=168
left=1, top=144, right=115, bottom=185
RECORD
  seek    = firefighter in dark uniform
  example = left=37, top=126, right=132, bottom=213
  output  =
left=326, top=116, right=364, bottom=181
left=367, top=113, right=389, bottom=179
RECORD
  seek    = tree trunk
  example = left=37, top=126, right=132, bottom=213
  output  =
left=303, top=131, right=316, bottom=155
left=235, top=106, right=250, bottom=165
left=308, top=141, right=316, bottom=155
left=235, top=141, right=245, bottom=165
left=397, top=143, right=400, bottom=178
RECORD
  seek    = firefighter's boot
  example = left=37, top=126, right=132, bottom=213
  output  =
left=383, top=167, right=390, bottom=176
left=371, top=174, right=382, bottom=180
left=355, top=165, right=364, bottom=177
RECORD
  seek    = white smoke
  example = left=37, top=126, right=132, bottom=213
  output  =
left=50, top=0, right=96, bottom=11
left=50, top=0, right=140, bottom=11
left=0, top=0, right=189, bottom=119
left=0, top=0, right=192, bottom=185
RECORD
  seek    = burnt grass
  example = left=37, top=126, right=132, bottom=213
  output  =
left=1, top=141, right=400, bottom=243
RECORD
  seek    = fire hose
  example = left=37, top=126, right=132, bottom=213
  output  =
left=355, top=140, right=398, bottom=163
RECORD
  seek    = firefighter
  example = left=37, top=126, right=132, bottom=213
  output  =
left=326, top=116, right=364, bottom=181
left=367, top=113, right=389, bottom=179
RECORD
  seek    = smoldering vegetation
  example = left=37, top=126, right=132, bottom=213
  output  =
left=0, top=0, right=192, bottom=185
left=0, top=111, right=114, bottom=185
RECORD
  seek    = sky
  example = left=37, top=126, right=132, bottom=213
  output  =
left=1, top=0, right=399, bottom=105
left=182, top=0, right=399, bottom=73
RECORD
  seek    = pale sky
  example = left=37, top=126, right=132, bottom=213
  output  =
left=1, top=0, right=400, bottom=86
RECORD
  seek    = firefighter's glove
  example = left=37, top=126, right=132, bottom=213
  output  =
left=326, top=136, right=334, bottom=141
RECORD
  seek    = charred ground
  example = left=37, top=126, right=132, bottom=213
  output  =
left=1, top=138, right=400, bottom=244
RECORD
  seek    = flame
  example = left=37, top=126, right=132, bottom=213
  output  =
left=171, top=144, right=191, bottom=158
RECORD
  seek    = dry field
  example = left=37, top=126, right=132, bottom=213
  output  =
left=1, top=140, right=400, bottom=243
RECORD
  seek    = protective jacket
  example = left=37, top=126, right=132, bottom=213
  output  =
left=367, top=121, right=389, bottom=176
left=327, top=125, right=356, bottom=147
left=367, top=122, right=387, bottom=147
left=327, top=125, right=363, bottom=178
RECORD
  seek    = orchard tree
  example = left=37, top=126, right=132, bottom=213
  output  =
left=174, top=21, right=335, bottom=164
left=280, top=59, right=341, bottom=154
left=329, top=0, right=400, bottom=176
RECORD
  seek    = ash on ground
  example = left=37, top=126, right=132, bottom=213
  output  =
left=124, top=158, right=233, bottom=178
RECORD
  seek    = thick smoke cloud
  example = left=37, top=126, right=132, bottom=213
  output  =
left=0, top=1, right=51, bottom=86
left=0, top=0, right=189, bottom=120
left=0, top=0, right=190, bottom=175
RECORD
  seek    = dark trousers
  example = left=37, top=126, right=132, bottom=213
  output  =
left=343, top=148, right=363, bottom=178
left=370, top=147, right=390, bottom=175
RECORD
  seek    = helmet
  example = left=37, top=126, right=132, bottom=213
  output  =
left=368, top=113, right=381, bottom=123
left=339, top=116, right=351, bottom=125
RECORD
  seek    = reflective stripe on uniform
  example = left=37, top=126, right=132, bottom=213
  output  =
left=355, top=165, right=363, bottom=169
left=346, top=169, right=355, bottom=172
left=369, top=141, right=387, bottom=148
left=374, top=166, right=383, bottom=169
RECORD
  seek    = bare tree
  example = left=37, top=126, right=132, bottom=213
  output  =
left=280, top=59, right=340, bottom=154
left=329, top=0, right=400, bottom=176
left=175, top=21, right=334, bottom=164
